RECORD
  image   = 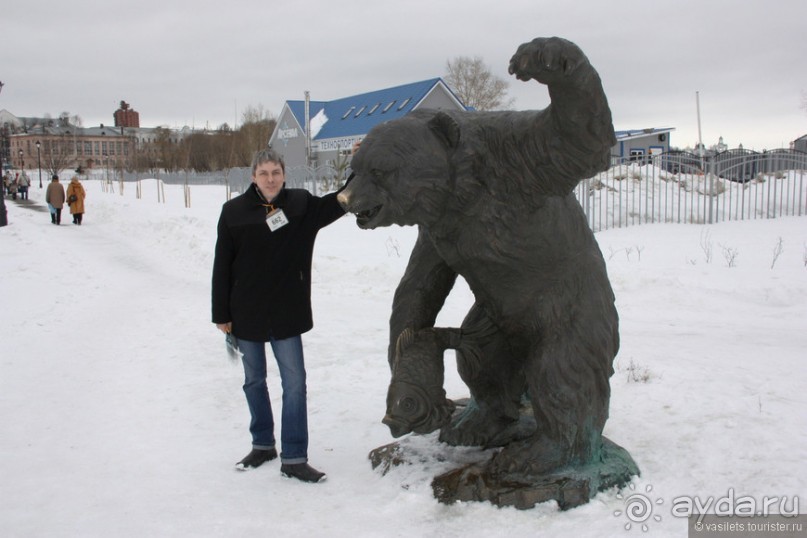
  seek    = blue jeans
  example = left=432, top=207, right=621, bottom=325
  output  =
left=238, top=336, right=308, bottom=464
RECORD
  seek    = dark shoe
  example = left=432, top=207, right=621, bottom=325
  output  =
left=235, top=447, right=277, bottom=470
left=280, top=462, right=326, bottom=483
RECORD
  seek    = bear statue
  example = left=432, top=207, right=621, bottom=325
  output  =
left=338, top=36, right=638, bottom=509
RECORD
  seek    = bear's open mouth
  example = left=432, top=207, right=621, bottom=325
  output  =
left=356, top=204, right=383, bottom=226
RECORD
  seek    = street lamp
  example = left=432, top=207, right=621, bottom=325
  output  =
left=18, top=149, right=23, bottom=169
left=36, top=141, right=42, bottom=188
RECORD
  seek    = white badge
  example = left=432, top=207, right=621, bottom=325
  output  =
left=266, top=208, right=289, bottom=231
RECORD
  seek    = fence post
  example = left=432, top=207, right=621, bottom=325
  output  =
left=708, top=159, right=715, bottom=224
left=579, top=181, right=590, bottom=230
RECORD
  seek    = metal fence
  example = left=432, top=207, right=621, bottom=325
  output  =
left=122, top=167, right=254, bottom=192
left=575, top=149, right=807, bottom=232
left=120, top=163, right=346, bottom=197
left=116, top=149, right=807, bottom=232
left=284, top=164, right=349, bottom=196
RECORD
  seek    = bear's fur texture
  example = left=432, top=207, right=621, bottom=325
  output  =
left=339, top=37, right=621, bottom=477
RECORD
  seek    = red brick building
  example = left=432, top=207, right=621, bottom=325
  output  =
left=114, top=101, right=140, bottom=128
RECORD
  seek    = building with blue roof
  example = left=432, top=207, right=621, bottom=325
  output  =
left=269, top=78, right=468, bottom=171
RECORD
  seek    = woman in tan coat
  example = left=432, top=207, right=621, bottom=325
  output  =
left=66, top=176, right=86, bottom=225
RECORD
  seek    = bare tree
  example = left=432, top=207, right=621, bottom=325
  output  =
left=239, top=104, right=276, bottom=161
left=241, top=104, right=273, bottom=125
left=43, top=134, right=75, bottom=177
left=123, top=105, right=277, bottom=173
left=153, top=127, right=178, bottom=172
left=444, top=56, right=513, bottom=111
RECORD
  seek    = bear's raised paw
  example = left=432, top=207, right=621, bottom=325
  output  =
left=508, top=36, right=587, bottom=85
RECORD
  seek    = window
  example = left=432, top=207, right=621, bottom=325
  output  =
left=629, top=149, right=645, bottom=162
left=382, top=101, right=396, bottom=113
left=368, top=103, right=380, bottom=115
left=354, top=106, right=366, bottom=117
left=342, top=106, right=355, bottom=119
left=397, top=98, right=411, bottom=110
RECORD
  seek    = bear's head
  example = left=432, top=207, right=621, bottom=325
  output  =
left=337, top=110, right=462, bottom=229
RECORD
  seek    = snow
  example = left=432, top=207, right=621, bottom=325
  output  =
left=309, top=109, right=328, bottom=139
left=1, top=177, right=805, bottom=537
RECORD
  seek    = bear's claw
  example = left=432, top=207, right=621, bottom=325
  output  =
left=439, top=402, right=521, bottom=448
left=490, top=435, right=570, bottom=476
left=508, top=37, right=585, bottom=85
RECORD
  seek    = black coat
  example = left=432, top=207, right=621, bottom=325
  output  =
left=212, top=183, right=345, bottom=341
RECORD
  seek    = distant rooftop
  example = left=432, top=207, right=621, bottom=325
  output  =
left=285, top=78, right=467, bottom=141
left=616, top=127, right=675, bottom=141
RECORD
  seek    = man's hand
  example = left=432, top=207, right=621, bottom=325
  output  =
left=216, top=322, right=232, bottom=334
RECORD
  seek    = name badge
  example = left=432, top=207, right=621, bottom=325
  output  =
left=266, top=208, right=289, bottom=231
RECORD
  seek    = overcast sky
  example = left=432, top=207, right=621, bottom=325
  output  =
left=2, top=0, right=805, bottom=150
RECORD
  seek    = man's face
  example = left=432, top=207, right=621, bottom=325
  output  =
left=252, top=160, right=285, bottom=201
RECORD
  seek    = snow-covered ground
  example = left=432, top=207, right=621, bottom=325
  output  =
left=1, top=178, right=805, bottom=537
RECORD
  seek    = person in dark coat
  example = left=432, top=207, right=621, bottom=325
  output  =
left=212, top=148, right=347, bottom=483
left=0, top=183, right=7, bottom=226
left=45, top=175, right=65, bottom=225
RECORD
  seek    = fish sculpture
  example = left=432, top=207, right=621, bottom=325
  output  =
left=383, top=327, right=466, bottom=438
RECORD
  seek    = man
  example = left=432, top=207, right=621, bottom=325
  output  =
left=45, top=175, right=65, bottom=224
left=17, top=171, right=30, bottom=200
left=212, top=148, right=346, bottom=483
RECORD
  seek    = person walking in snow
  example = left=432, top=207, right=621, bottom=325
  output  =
left=66, top=175, right=86, bottom=225
left=17, top=172, right=30, bottom=200
left=0, top=185, right=7, bottom=226
left=212, top=148, right=348, bottom=483
left=45, top=175, right=65, bottom=225
left=9, top=173, right=19, bottom=200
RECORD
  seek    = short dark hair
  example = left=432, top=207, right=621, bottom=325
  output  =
left=251, top=148, right=285, bottom=175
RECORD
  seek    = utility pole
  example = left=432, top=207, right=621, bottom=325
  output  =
left=304, top=90, right=312, bottom=168
left=696, top=91, right=714, bottom=224
left=696, top=91, right=705, bottom=170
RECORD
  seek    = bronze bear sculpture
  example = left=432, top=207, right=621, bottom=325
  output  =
left=339, top=36, right=638, bottom=509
